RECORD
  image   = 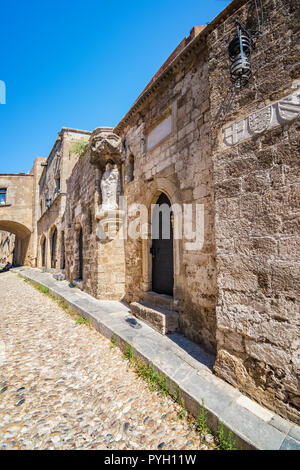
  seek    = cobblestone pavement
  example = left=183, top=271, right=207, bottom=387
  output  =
left=0, top=272, right=212, bottom=450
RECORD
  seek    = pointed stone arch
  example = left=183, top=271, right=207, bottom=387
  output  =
left=151, top=192, right=174, bottom=296
left=40, top=234, right=47, bottom=268
left=141, top=177, right=182, bottom=300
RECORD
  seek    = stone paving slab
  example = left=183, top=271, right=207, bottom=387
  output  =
left=15, top=267, right=300, bottom=450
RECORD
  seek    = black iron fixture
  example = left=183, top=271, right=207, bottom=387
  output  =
left=228, top=0, right=264, bottom=89
left=228, top=22, right=252, bottom=88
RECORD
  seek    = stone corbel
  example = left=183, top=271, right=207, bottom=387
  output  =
left=89, top=127, right=123, bottom=170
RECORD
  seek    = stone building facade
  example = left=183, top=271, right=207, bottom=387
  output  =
left=0, top=0, right=299, bottom=425
left=37, top=128, right=91, bottom=272
left=208, top=0, right=300, bottom=424
left=0, top=171, right=42, bottom=266
left=115, top=29, right=217, bottom=352
left=64, top=127, right=126, bottom=299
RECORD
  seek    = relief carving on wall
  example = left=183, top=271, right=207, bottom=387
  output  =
left=89, top=128, right=124, bottom=241
left=248, top=106, right=272, bottom=134
left=100, top=161, right=121, bottom=213
left=223, top=89, right=300, bottom=147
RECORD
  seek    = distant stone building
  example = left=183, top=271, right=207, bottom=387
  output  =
left=0, top=0, right=299, bottom=424
left=36, top=128, right=91, bottom=272
left=0, top=168, right=44, bottom=266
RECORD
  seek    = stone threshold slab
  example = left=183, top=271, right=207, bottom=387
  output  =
left=14, top=267, right=300, bottom=451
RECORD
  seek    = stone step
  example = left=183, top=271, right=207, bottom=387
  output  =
left=139, top=290, right=179, bottom=311
left=130, top=301, right=179, bottom=335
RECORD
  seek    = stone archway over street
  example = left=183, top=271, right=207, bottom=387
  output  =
left=0, top=173, right=35, bottom=266
left=0, top=221, right=31, bottom=266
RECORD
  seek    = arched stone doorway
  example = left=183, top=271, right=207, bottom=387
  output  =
left=140, top=177, right=182, bottom=300
left=151, top=193, right=174, bottom=296
left=0, top=220, right=31, bottom=266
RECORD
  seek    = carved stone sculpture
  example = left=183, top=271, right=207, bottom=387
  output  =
left=89, top=128, right=124, bottom=241
left=100, top=161, right=121, bottom=213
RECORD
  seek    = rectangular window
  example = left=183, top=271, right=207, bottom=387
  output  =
left=0, top=188, right=7, bottom=205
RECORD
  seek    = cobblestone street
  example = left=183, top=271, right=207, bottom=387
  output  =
left=0, top=272, right=209, bottom=450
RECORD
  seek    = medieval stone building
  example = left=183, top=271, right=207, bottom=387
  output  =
left=36, top=128, right=91, bottom=272
left=0, top=168, right=44, bottom=266
left=0, top=0, right=299, bottom=425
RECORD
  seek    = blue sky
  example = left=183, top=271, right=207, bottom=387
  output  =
left=0, top=0, right=230, bottom=174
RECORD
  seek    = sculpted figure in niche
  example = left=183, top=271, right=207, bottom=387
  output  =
left=100, top=160, right=120, bottom=212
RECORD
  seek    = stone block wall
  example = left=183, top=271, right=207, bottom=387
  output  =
left=64, top=135, right=126, bottom=301
left=30, top=157, right=47, bottom=267
left=208, top=0, right=300, bottom=423
left=116, top=40, right=218, bottom=353
left=64, top=150, right=99, bottom=296
left=37, top=129, right=90, bottom=271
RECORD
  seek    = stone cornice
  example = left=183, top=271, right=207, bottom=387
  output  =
left=59, top=127, right=91, bottom=136
left=0, top=173, right=33, bottom=177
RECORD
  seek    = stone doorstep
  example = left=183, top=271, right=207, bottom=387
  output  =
left=15, top=267, right=300, bottom=451
left=139, top=290, right=178, bottom=311
left=130, top=301, right=179, bottom=335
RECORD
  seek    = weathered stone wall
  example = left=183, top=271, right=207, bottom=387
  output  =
left=116, top=38, right=217, bottom=352
left=64, top=129, right=126, bottom=300
left=37, top=129, right=91, bottom=271
left=30, top=157, right=47, bottom=267
left=0, top=231, right=15, bottom=264
left=208, top=0, right=300, bottom=423
left=64, top=147, right=99, bottom=296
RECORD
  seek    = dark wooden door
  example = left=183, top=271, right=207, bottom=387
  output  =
left=61, top=231, right=65, bottom=270
left=78, top=228, right=83, bottom=280
left=42, top=239, right=46, bottom=267
left=151, top=193, right=174, bottom=296
left=51, top=228, right=57, bottom=269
